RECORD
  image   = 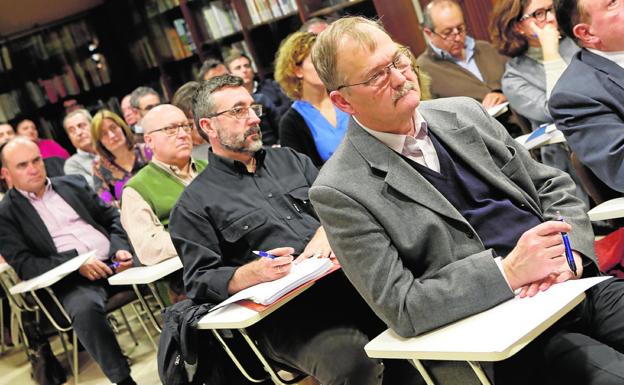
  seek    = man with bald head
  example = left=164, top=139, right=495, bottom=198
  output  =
left=121, top=104, right=207, bottom=267
left=0, top=137, right=137, bottom=385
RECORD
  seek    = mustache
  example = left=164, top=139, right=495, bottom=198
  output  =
left=245, top=126, right=261, bottom=137
left=393, top=81, right=418, bottom=105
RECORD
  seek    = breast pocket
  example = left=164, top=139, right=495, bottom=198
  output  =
left=500, top=145, right=522, bottom=178
left=287, top=186, right=317, bottom=220
left=220, top=209, right=268, bottom=243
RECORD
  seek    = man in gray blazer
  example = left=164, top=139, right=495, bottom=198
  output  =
left=310, top=16, right=624, bottom=384
left=549, top=0, right=624, bottom=193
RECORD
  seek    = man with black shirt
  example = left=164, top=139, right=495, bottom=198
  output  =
left=168, top=75, right=387, bottom=385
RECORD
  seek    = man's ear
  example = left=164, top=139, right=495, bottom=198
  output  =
left=422, top=27, right=434, bottom=40
left=198, top=117, right=216, bottom=139
left=573, top=23, right=598, bottom=48
left=329, top=90, right=356, bottom=115
left=1, top=167, right=11, bottom=186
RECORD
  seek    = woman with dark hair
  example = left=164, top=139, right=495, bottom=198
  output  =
left=91, top=109, right=152, bottom=205
left=490, top=0, right=588, bottom=205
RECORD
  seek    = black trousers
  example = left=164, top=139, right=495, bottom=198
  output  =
left=495, top=277, right=624, bottom=385
left=52, top=276, right=131, bottom=383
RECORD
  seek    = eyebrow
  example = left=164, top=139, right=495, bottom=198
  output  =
left=362, top=49, right=402, bottom=79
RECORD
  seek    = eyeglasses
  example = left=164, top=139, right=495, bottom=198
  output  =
left=148, top=122, right=193, bottom=137
left=519, top=5, right=554, bottom=22
left=432, top=25, right=467, bottom=40
left=207, top=104, right=263, bottom=120
left=335, top=47, right=414, bottom=91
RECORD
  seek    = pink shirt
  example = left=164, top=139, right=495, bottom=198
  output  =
left=38, top=139, right=70, bottom=160
left=19, top=180, right=111, bottom=260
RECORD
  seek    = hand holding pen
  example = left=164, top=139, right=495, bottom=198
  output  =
left=252, top=247, right=294, bottom=280
left=557, top=212, right=577, bottom=277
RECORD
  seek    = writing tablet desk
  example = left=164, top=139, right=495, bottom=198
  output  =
left=365, top=277, right=608, bottom=385
left=108, top=256, right=183, bottom=332
left=197, top=284, right=313, bottom=385
left=587, top=197, right=624, bottom=222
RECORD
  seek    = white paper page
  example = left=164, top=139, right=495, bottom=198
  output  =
left=487, top=102, right=509, bottom=117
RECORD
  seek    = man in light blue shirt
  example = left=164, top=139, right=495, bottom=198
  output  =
left=417, top=0, right=509, bottom=109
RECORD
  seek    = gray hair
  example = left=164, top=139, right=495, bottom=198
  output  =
left=129, top=86, right=160, bottom=109
left=62, top=108, right=92, bottom=130
left=422, top=0, right=462, bottom=30
left=192, top=75, right=244, bottom=141
left=172, top=81, right=200, bottom=117
left=311, top=16, right=387, bottom=92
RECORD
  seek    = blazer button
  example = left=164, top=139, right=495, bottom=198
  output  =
left=267, top=193, right=273, bottom=198
left=243, top=225, right=249, bottom=230
left=286, top=215, right=292, bottom=220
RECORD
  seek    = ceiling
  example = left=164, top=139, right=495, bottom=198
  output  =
left=0, top=0, right=103, bottom=37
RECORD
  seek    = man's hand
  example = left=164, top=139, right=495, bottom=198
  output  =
left=114, top=250, right=134, bottom=273
left=517, top=251, right=583, bottom=298
left=228, top=247, right=294, bottom=294
left=503, top=221, right=572, bottom=291
left=528, top=21, right=561, bottom=61
left=296, top=226, right=333, bottom=263
left=481, top=92, right=508, bottom=109
left=79, top=257, right=113, bottom=281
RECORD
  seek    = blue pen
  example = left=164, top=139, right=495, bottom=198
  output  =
left=253, top=250, right=277, bottom=259
left=108, top=261, right=120, bottom=272
left=557, top=212, right=577, bottom=276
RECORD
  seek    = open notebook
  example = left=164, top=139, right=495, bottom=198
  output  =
left=210, top=257, right=335, bottom=312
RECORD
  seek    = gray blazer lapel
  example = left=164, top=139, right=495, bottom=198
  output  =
left=346, top=119, right=467, bottom=223
left=421, top=108, right=530, bottom=207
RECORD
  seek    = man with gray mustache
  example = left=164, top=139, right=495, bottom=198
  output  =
left=168, top=74, right=389, bottom=384
left=308, top=17, right=624, bottom=384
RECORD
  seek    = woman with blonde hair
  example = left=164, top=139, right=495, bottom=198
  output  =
left=275, top=31, right=349, bottom=167
left=91, top=109, right=152, bottom=204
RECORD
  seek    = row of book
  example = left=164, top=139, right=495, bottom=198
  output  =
left=145, top=0, right=181, bottom=18
left=246, top=0, right=299, bottom=26
left=200, top=1, right=242, bottom=40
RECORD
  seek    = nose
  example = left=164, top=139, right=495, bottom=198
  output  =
left=388, top=66, right=407, bottom=89
left=248, top=109, right=262, bottom=125
left=545, top=9, right=556, bottom=22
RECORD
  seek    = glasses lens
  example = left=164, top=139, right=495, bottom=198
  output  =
left=251, top=105, right=263, bottom=118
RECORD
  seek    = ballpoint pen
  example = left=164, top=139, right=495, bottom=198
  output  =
left=108, top=261, right=120, bottom=273
left=253, top=250, right=277, bottom=259
left=557, top=211, right=577, bottom=276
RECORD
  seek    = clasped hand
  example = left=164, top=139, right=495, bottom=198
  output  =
left=78, top=250, right=133, bottom=281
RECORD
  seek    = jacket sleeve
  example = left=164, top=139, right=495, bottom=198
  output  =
left=169, top=199, right=237, bottom=303
left=550, top=89, right=624, bottom=193
left=502, top=61, right=552, bottom=125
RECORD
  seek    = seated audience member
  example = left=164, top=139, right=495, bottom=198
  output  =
left=16, top=118, right=70, bottom=160
left=417, top=0, right=508, bottom=108
left=121, top=94, right=139, bottom=128
left=91, top=110, right=152, bottom=205
left=0, top=137, right=136, bottom=385
left=309, top=16, right=624, bottom=384
left=169, top=75, right=388, bottom=385
left=549, top=0, right=624, bottom=193
left=63, top=109, right=97, bottom=187
left=489, top=0, right=588, bottom=205
left=122, top=104, right=206, bottom=267
left=225, top=52, right=285, bottom=145
left=129, top=86, right=162, bottom=142
left=275, top=32, right=348, bottom=167
left=171, top=81, right=210, bottom=160
left=0, top=123, right=15, bottom=145
left=198, top=58, right=229, bottom=81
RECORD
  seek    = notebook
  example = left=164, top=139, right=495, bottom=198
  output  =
left=210, top=257, right=335, bottom=312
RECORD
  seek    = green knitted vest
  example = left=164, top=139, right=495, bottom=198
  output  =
left=124, top=160, right=207, bottom=228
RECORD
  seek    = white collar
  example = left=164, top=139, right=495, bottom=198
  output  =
left=588, top=48, right=624, bottom=69
left=354, top=110, right=428, bottom=153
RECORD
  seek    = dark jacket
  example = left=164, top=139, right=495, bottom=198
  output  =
left=0, top=175, right=131, bottom=280
left=550, top=48, right=624, bottom=193
left=256, top=78, right=292, bottom=120
left=279, top=107, right=324, bottom=167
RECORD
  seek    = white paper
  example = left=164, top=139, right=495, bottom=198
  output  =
left=487, top=102, right=509, bottom=117
left=210, top=257, right=334, bottom=312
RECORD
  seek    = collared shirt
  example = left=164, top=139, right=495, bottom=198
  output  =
left=356, top=111, right=441, bottom=172
left=430, top=35, right=484, bottom=82
left=169, top=148, right=320, bottom=303
left=121, top=158, right=202, bottom=265
left=588, top=48, right=624, bottom=70
left=18, top=179, right=110, bottom=260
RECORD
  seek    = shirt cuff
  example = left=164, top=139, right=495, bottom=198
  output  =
left=494, top=256, right=513, bottom=291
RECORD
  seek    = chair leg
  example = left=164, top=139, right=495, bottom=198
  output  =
left=118, top=307, right=139, bottom=347
left=467, top=361, right=492, bottom=385
left=411, top=359, right=436, bottom=385
left=73, top=331, right=79, bottom=384
left=130, top=302, right=157, bottom=350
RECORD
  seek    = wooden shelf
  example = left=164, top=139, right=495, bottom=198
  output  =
left=247, top=11, right=300, bottom=30
left=308, top=0, right=368, bottom=18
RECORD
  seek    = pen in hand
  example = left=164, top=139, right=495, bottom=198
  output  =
left=253, top=250, right=277, bottom=259
left=557, top=211, right=577, bottom=277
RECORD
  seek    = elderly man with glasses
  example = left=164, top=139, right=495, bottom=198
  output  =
left=167, top=74, right=405, bottom=385
left=417, top=0, right=509, bottom=110
left=120, top=104, right=206, bottom=270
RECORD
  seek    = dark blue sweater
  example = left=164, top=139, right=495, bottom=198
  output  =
left=408, top=133, right=541, bottom=257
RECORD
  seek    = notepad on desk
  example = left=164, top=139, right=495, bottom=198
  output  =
left=210, top=257, right=337, bottom=313
left=487, top=102, right=509, bottom=118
